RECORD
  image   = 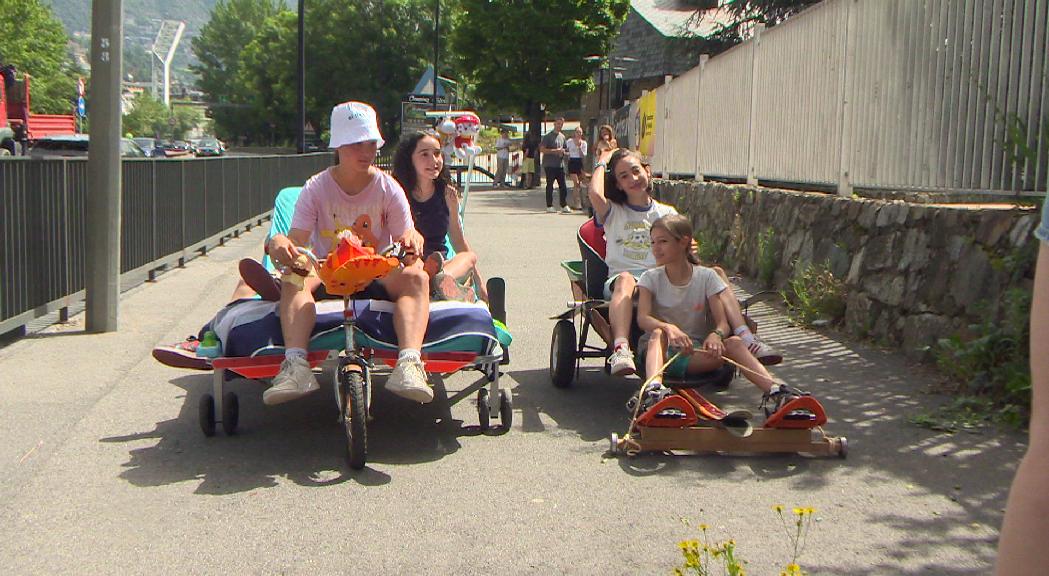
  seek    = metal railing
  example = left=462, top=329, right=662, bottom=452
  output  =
left=641, top=0, right=1048, bottom=196
left=0, top=153, right=331, bottom=335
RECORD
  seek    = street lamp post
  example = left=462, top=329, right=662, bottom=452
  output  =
left=585, top=54, right=637, bottom=113
left=297, top=0, right=305, bottom=153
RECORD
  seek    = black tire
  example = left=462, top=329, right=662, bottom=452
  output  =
left=550, top=319, right=576, bottom=388
left=486, top=277, right=506, bottom=324
left=477, top=388, right=491, bottom=431
left=221, top=392, right=239, bottom=435
left=198, top=394, right=216, bottom=437
left=0, top=139, right=14, bottom=156
left=498, top=388, right=513, bottom=430
left=339, top=368, right=368, bottom=470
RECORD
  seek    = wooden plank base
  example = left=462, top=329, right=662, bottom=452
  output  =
left=618, top=425, right=846, bottom=457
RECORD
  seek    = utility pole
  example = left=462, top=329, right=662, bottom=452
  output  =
left=86, top=0, right=123, bottom=332
left=297, top=0, right=306, bottom=153
left=432, top=0, right=439, bottom=111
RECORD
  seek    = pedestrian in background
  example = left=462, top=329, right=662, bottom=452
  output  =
left=565, top=126, right=588, bottom=210
left=493, top=128, right=513, bottom=187
left=594, top=124, right=618, bottom=161
left=521, top=130, right=538, bottom=188
left=540, top=117, right=569, bottom=213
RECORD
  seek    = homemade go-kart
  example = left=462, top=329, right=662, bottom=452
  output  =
left=154, top=187, right=512, bottom=470
left=550, top=219, right=847, bottom=459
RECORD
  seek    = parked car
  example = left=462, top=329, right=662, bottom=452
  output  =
left=132, top=137, right=163, bottom=158
left=29, top=135, right=147, bottom=158
left=157, top=139, right=192, bottom=157
left=193, top=137, right=225, bottom=157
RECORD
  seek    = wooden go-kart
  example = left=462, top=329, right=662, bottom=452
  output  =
left=609, top=366, right=847, bottom=458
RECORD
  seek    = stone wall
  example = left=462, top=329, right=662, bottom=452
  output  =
left=655, top=180, right=1041, bottom=360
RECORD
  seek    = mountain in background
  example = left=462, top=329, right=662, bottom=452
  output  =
left=43, top=0, right=293, bottom=89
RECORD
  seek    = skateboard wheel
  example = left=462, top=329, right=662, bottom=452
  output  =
left=838, top=437, right=848, bottom=459
left=609, top=433, right=620, bottom=455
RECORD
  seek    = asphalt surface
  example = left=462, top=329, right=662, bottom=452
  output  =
left=0, top=185, right=1025, bottom=574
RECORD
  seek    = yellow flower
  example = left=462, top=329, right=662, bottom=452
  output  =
left=774, top=504, right=784, bottom=513
left=699, top=523, right=709, bottom=532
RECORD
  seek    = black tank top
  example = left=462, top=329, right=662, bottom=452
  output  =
left=409, top=187, right=450, bottom=258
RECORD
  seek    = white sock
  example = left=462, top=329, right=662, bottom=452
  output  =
left=398, top=348, right=421, bottom=364
left=286, top=347, right=307, bottom=361
left=734, top=326, right=754, bottom=344
left=613, top=338, right=629, bottom=351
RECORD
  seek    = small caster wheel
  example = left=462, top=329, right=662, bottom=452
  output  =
left=221, top=392, right=239, bottom=435
left=838, top=437, right=848, bottom=459
left=609, top=433, right=620, bottom=455
left=477, top=388, right=491, bottom=431
left=498, top=388, right=513, bottom=430
left=198, top=394, right=216, bottom=437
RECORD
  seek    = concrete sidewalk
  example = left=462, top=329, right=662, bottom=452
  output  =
left=0, top=185, right=1026, bottom=574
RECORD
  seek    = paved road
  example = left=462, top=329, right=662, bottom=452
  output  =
left=0, top=186, right=1025, bottom=574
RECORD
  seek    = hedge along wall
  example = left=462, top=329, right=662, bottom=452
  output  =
left=654, top=180, right=1041, bottom=361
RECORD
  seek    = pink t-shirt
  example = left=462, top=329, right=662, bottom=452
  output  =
left=290, top=167, right=413, bottom=257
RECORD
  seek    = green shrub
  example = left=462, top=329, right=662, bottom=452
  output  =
left=933, top=288, right=1032, bottom=427
left=694, top=228, right=727, bottom=265
left=756, top=227, right=778, bottom=288
left=782, top=261, right=846, bottom=326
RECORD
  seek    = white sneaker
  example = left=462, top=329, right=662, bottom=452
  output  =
left=561, top=206, right=573, bottom=214
left=546, top=206, right=557, bottom=213
left=747, top=336, right=783, bottom=366
left=386, top=358, right=433, bottom=403
left=263, top=356, right=319, bottom=405
left=608, top=347, right=637, bottom=376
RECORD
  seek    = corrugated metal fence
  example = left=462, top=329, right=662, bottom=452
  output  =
left=0, top=153, right=331, bottom=335
left=650, top=0, right=1047, bottom=196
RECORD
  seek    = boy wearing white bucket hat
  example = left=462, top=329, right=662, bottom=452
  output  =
left=266, top=101, right=434, bottom=405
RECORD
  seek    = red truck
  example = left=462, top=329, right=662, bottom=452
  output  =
left=1, top=72, right=77, bottom=155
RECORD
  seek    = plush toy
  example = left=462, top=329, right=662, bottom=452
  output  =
left=452, top=112, right=482, bottom=161
left=436, top=118, right=457, bottom=166
left=281, top=253, right=315, bottom=291
left=317, top=231, right=400, bottom=296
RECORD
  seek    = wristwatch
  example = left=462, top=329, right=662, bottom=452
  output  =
left=594, top=161, right=607, bottom=169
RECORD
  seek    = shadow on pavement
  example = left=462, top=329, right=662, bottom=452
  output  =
left=513, top=301, right=1025, bottom=539
left=101, top=370, right=498, bottom=494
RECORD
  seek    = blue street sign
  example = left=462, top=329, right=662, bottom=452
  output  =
left=77, top=97, right=86, bottom=117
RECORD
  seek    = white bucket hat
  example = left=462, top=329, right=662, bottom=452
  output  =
left=329, top=101, right=385, bottom=149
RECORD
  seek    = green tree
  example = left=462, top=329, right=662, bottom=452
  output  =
left=452, top=0, right=629, bottom=134
left=0, top=0, right=78, bottom=114
left=191, top=0, right=284, bottom=143
left=236, top=0, right=440, bottom=145
left=122, top=91, right=168, bottom=138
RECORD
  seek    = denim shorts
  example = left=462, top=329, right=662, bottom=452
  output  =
left=1036, top=201, right=1049, bottom=243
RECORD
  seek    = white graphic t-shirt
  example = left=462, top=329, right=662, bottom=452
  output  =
left=638, top=265, right=727, bottom=340
left=599, top=200, right=679, bottom=277
left=290, top=168, right=413, bottom=257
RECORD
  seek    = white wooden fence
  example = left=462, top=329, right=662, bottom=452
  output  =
left=646, top=0, right=1048, bottom=196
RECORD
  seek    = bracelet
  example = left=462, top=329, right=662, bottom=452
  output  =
left=712, top=329, right=725, bottom=340
left=594, top=161, right=607, bottom=170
